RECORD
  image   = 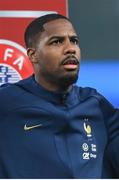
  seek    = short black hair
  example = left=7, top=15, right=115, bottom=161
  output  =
left=24, top=13, right=71, bottom=48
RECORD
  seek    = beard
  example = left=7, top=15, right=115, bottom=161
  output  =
left=40, top=67, right=79, bottom=91
left=57, top=72, right=79, bottom=89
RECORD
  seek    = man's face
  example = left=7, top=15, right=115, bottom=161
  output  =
left=28, top=19, right=81, bottom=90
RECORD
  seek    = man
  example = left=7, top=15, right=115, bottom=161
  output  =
left=0, top=13, right=118, bottom=178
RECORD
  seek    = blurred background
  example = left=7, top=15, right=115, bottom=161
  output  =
left=0, top=0, right=119, bottom=107
left=68, top=0, right=119, bottom=107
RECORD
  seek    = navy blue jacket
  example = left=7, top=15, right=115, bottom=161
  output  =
left=0, top=75, right=118, bottom=178
left=102, top=116, right=119, bottom=178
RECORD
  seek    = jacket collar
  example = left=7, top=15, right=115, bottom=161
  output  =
left=17, top=75, right=80, bottom=107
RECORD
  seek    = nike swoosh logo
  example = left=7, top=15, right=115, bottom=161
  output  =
left=24, top=123, right=42, bottom=131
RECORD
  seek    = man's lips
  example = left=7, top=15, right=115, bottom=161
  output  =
left=63, top=64, right=78, bottom=70
left=61, top=56, right=79, bottom=70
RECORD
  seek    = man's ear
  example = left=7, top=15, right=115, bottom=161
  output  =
left=27, top=48, right=38, bottom=63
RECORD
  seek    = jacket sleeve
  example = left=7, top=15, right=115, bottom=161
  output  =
left=98, top=94, right=119, bottom=178
left=102, top=135, right=119, bottom=178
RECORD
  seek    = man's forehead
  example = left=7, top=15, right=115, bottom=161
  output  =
left=42, top=19, right=77, bottom=37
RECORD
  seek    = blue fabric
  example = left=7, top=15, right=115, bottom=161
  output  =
left=0, top=75, right=118, bottom=178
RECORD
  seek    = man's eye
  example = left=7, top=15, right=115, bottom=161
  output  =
left=71, top=38, right=79, bottom=45
left=51, top=39, right=63, bottom=45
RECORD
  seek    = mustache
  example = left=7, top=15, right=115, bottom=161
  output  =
left=61, top=55, right=79, bottom=65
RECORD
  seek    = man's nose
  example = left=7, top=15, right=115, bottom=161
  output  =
left=63, top=41, right=76, bottom=55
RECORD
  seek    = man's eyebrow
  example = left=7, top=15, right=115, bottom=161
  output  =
left=70, top=35, right=80, bottom=39
left=48, top=36, right=64, bottom=41
left=48, top=35, right=79, bottom=40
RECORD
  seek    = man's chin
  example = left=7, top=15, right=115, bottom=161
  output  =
left=59, top=73, right=79, bottom=88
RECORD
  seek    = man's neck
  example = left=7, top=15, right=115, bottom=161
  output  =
left=34, top=74, right=72, bottom=93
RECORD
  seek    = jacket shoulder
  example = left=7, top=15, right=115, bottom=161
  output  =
left=0, top=79, right=28, bottom=112
left=75, top=86, right=98, bottom=101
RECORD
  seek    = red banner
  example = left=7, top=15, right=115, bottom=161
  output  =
left=0, top=0, right=67, bottom=85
